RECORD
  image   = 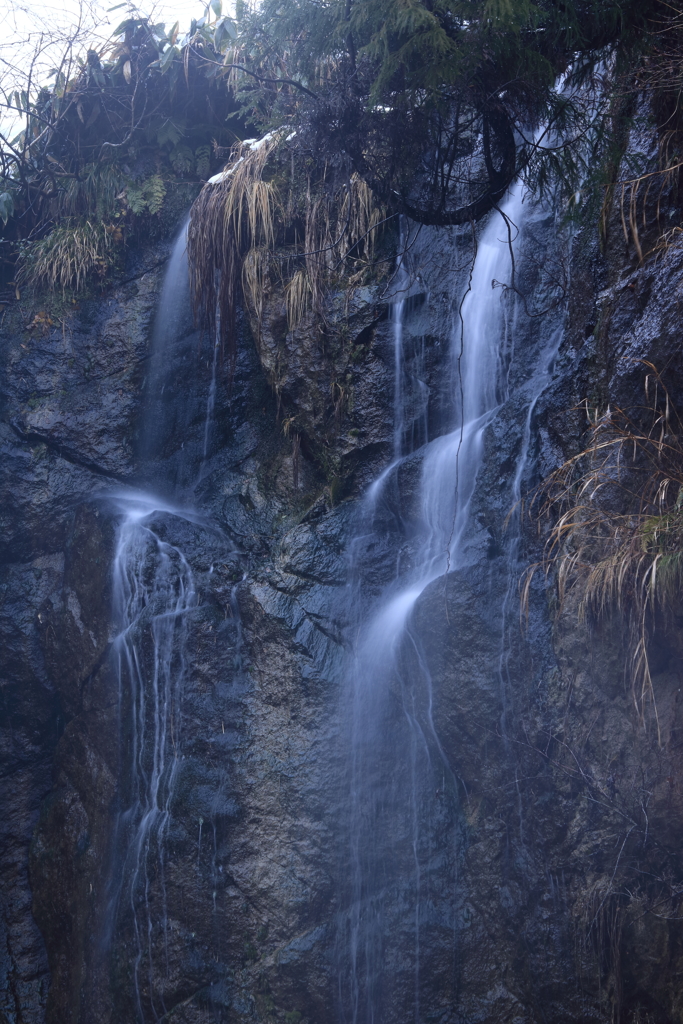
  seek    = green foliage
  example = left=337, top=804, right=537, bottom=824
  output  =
left=2, top=0, right=682, bottom=288
left=156, top=120, right=184, bottom=148
left=170, top=145, right=195, bottom=176
left=0, top=3, right=243, bottom=282
left=195, top=145, right=212, bottom=179
left=226, top=0, right=681, bottom=226
left=58, top=163, right=126, bottom=221
left=125, top=175, right=167, bottom=215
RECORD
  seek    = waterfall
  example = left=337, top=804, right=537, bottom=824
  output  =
left=139, top=215, right=222, bottom=497
left=392, top=224, right=409, bottom=461
left=202, top=333, right=220, bottom=465
left=91, top=169, right=564, bottom=1024
left=391, top=223, right=430, bottom=465
left=103, top=220, right=230, bottom=1020
left=111, top=494, right=197, bottom=1018
left=340, top=180, right=563, bottom=1023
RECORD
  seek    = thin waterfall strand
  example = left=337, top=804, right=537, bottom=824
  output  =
left=342, top=181, right=533, bottom=1024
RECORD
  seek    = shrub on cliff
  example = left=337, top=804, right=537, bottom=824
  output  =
left=230, top=0, right=675, bottom=225
left=0, top=1, right=244, bottom=292
left=2, top=0, right=683, bottom=295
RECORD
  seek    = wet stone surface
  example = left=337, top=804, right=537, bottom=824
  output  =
left=3, top=152, right=683, bottom=1024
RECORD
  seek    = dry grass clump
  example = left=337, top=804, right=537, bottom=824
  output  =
left=187, top=131, right=385, bottom=361
left=285, top=268, right=312, bottom=332
left=528, top=364, right=683, bottom=738
left=17, top=219, right=116, bottom=293
left=607, top=149, right=683, bottom=264
left=187, top=131, right=283, bottom=358
left=605, top=0, right=683, bottom=265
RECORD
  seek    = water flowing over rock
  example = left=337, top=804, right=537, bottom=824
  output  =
left=4, top=125, right=683, bottom=1024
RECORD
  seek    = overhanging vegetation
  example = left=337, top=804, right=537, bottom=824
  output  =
left=3, top=0, right=683, bottom=298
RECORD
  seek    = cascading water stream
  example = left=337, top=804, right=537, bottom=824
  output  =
left=496, top=318, right=563, bottom=751
left=341, top=179, right=563, bottom=1023
left=93, top=143, right=565, bottom=1024
left=392, top=224, right=409, bottom=462
left=111, top=494, right=197, bottom=1018
left=103, top=219, right=230, bottom=1021
left=202, top=334, right=220, bottom=464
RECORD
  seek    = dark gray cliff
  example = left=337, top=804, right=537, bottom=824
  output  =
left=3, top=115, right=683, bottom=1024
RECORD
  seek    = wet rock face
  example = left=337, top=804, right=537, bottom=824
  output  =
left=0, top=227, right=367, bottom=1024
left=0, top=252, right=165, bottom=1024
left=0, top=551, right=61, bottom=1024
left=4, top=143, right=683, bottom=1024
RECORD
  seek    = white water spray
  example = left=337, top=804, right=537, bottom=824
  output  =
left=341, top=177, right=563, bottom=1023
left=111, top=493, right=197, bottom=1018
left=105, top=219, right=229, bottom=1021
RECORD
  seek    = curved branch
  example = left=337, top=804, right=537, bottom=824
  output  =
left=188, top=48, right=319, bottom=99
left=397, top=104, right=517, bottom=226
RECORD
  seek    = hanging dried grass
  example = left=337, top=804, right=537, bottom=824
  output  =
left=526, top=364, right=683, bottom=741
left=286, top=269, right=312, bottom=331
left=16, top=219, right=115, bottom=293
left=187, top=131, right=386, bottom=364
left=188, top=132, right=283, bottom=362
left=242, top=246, right=272, bottom=328
left=614, top=156, right=683, bottom=264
